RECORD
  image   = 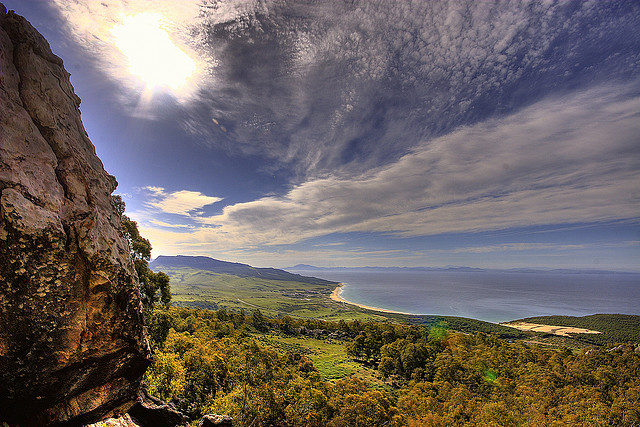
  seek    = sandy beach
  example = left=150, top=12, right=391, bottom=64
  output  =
left=329, top=284, right=414, bottom=315
left=501, top=321, right=601, bottom=337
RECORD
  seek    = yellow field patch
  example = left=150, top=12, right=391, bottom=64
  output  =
left=502, top=321, right=601, bottom=337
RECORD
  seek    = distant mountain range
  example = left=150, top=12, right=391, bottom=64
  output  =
left=150, top=255, right=338, bottom=286
left=287, top=264, right=484, bottom=272
left=286, top=264, right=637, bottom=275
left=151, top=256, right=637, bottom=280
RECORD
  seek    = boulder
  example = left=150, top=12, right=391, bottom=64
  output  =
left=85, top=414, right=141, bottom=427
left=0, top=4, right=150, bottom=425
left=200, top=414, right=234, bottom=427
left=128, top=389, right=189, bottom=427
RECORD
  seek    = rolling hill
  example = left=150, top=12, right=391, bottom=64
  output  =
left=151, top=255, right=338, bottom=286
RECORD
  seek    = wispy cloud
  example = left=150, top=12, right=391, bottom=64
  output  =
left=448, top=243, right=588, bottom=254
left=53, top=1, right=640, bottom=175
left=136, top=83, right=640, bottom=255
left=444, top=241, right=640, bottom=255
left=182, top=0, right=639, bottom=175
left=49, top=1, right=640, bottom=269
left=205, top=84, right=640, bottom=242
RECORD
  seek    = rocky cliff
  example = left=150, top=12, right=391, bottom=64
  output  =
left=0, top=4, right=150, bottom=425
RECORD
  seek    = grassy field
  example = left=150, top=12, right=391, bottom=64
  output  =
left=166, top=266, right=391, bottom=322
left=165, top=267, right=396, bottom=383
left=251, top=332, right=385, bottom=385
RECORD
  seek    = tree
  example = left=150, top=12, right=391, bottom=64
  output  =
left=329, top=378, right=400, bottom=427
left=112, top=195, right=171, bottom=318
left=252, top=309, right=267, bottom=331
left=144, top=351, right=186, bottom=401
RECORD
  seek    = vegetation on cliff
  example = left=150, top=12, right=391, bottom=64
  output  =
left=114, top=195, right=171, bottom=320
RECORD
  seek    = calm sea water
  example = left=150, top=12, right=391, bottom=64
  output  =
left=293, top=270, right=640, bottom=323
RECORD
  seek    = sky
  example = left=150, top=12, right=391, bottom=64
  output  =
left=5, top=0, right=640, bottom=270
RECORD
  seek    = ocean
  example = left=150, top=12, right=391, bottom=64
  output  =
left=292, top=269, right=640, bottom=323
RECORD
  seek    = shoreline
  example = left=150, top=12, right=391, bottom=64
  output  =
left=329, top=284, right=619, bottom=328
left=329, top=283, right=414, bottom=315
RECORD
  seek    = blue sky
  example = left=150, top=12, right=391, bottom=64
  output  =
left=6, top=0, right=640, bottom=270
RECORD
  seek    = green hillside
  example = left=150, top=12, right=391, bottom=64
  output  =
left=161, top=265, right=389, bottom=322
left=151, top=255, right=337, bottom=286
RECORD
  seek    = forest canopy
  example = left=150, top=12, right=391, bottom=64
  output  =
left=144, top=306, right=640, bottom=426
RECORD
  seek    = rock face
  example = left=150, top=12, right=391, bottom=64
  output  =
left=0, top=5, right=150, bottom=425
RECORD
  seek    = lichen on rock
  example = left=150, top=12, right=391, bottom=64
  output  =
left=0, top=4, right=150, bottom=425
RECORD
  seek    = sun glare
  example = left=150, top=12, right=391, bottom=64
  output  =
left=111, top=13, right=196, bottom=91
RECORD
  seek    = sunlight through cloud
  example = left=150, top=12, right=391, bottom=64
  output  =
left=111, top=12, right=196, bottom=91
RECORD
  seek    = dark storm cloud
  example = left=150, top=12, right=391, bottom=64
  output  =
left=184, top=0, right=640, bottom=176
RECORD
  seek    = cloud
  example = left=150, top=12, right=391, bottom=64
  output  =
left=49, top=1, right=639, bottom=269
left=448, top=243, right=588, bottom=254
left=136, top=83, right=640, bottom=254
left=53, top=0, right=640, bottom=176
left=143, top=187, right=222, bottom=216
left=52, top=1, right=202, bottom=97
left=444, top=241, right=640, bottom=255
left=207, top=83, right=640, bottom=242
left=149, top=220, right=193, bottom=229
left=181, top=0, right=639, bottom=175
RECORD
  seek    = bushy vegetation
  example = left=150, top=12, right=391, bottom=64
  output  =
left=145, top=307, right=640, bottom=426
left=409, top=315, right=528, bottom=340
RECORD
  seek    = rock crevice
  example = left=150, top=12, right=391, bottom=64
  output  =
left=0, top=5, right=150, bottom=425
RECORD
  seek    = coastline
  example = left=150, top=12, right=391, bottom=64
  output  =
left=330, top=283, right=414, bottom=315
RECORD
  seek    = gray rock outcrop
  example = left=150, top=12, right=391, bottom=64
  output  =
left=200, top=414, right=233, bottom=427
left=0, top=4, right=150, bottom=425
